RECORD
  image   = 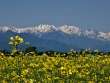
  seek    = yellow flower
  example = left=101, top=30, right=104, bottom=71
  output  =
left=0, top=52, right=4, bottom=56
left=60, top=66, right=65, bottom=70
left=15, top=35, right=20, bottom=39
left=10, top=37, right=14, bottom=41
left=21, top=69, right=29, bottom=76
left=88, top=80, right=95, bottom=83
left=9, top=41, right=13, bottom=45
left=20, top=38, right=23, bottom=43
left=2, top=80, right=8, bottom=83
left=68, top=69, right=72, bottom=75
left=28, top=79, right=34, bottom=83
left=9, top=35, right=24, bottom=46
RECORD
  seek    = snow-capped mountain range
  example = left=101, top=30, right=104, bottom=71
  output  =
left=0, top=24, right=110, bottom=52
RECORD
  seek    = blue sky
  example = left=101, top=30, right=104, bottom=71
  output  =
left=0, top=0, right=110, bottom=31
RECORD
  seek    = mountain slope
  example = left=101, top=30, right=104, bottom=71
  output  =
left=0, top=31, right=110, bottom=52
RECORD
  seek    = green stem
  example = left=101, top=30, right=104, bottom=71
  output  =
left=11, top=45, right=17, bottom=55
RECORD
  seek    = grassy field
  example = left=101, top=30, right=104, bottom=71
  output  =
left=0, top=53, right=110, bottom=83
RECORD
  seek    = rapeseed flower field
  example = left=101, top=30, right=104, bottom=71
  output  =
left=0, top=54, right=110, bottom=82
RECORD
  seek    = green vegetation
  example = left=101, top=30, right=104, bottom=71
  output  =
left=0, top=35, right=110, bottom=83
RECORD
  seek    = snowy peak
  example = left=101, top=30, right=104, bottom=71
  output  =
left=59, top=25, right=81, bottom=35
left=0, top=24, right=110, bottom=41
